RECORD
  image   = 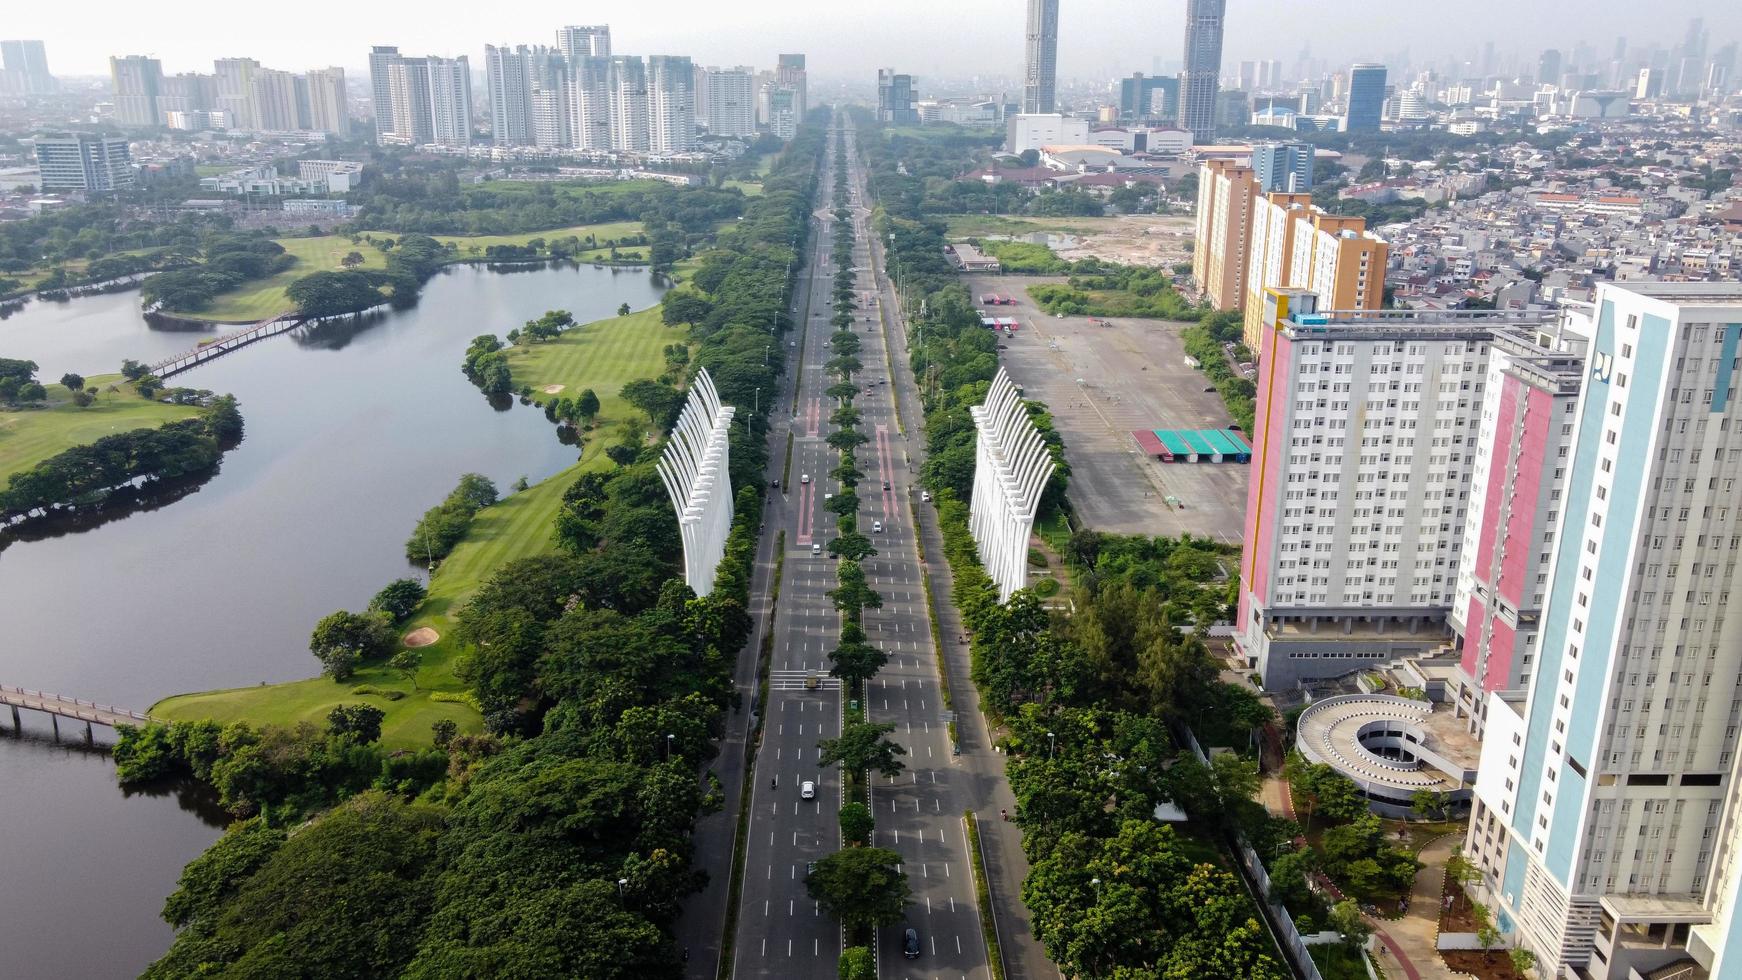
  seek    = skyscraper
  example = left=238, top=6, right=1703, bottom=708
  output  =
left=776, top=54, right=808, bottom=120
left=1022, top=0, right=1059, bottom=114
left=1118, top=73, right=1178, bottom=121
left=1, top=40, right=56, bottom=95
left=425, top=57, right=472, bottom=147
left=34, top=134, right=133, bottom=191
left=252, top=69, right=305, bottom=131
left=158, top=73, right=215, bottom=118
left=556, top=25, right=611, bottom=60
left=768, top=86, right=798, bottom=139
left=213, top=58, right=261, bottom=130
left=385, top=57, right=433, bottom=145
left=702, top=67, right=756, bottom=137
left=609, top=56, right=650, bottom=152
left=1538, top=48, right=1563, bottom=87
left=485, top=45, right=535, bottom=146
left=1179, top=0, right=1226, bottom=142
left=569, top=55, right=614, bottom=150
left=368, top=46, right=401, bottom=138
left=110, top=56, right=164, bottom=127
left=876, top=69, right=918, bottom=124
left=1250, top=140, right=1314, bottom=193
left=305, top=68, right=350, bottom=137
left=1343, top=63, right=1387, bottom=132
left=647, top=56, right=695, bottom=153
left=528, top=48, right=571, bottom=149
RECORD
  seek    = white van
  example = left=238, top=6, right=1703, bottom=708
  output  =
left=811, top=543, right=822, bottom=555
left=872, top=520, right=883, bottom=533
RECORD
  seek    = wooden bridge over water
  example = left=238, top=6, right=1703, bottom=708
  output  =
left=149, top=311, right=302, bottom=379
left=1, top=684, right=152, bottom=742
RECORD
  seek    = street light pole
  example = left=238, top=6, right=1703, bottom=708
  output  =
left=1047, top=731, right=1056, bottom=760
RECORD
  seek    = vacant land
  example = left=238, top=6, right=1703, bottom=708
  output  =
left=946, top=213, right=1195, bottom=269
left=181, top=221, right=645, bottom=323
left=473, top=178, right=670, bottom=199
left=152, top=303, right=680, bottom=746
left=0, top=373, right=199, bottom=483
left=968, top=274, right=1247, bottom=543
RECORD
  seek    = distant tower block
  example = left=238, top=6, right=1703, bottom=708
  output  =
left=657, top=369, right=735, bottom=596
left=968, top=368, right=1055, bottom=602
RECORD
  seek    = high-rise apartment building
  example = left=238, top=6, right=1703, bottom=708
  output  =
left=1464, top=282, right=1742, bottom=978
left=1251, top=140, right=1314, bottom=192
left=252, top=69, right=305, bottom=131
left=304, top=68, right=349, bottom=137
left=647, top=56, right=696, bottom=153
left=609, top=56, right=650, bottom=152
left=213, top=58, right=260, bottom=130
left=34, top=133, right=134, bottom=192
left=158, top=73, right=215, bottom=118
left=776, top=54, right=808, bottom=120
left=110, top=56, right=163, bottom=127
left=768, top=86, right=799, bottom=139
left=368, top=46, right=400, bottom=137
left=569, top=55, right=614, bottom=150
left=388, top=57, right=435, bottom=145
left=1539, top=48, right=1564, bottom=87
left=425, top=57, right=472, bottom=147
left=485, top=45, right=537, bottom=146
left=1022, top=0, right=1059, bottom=114
left=877, top=69, right=918, bottom=124
left=702, top=67, right=756, bottom=137
left=529, top=48, right=571, bottom=149
left=1240, top=197, right=1387, bottom=351
left=1344, top=63, right=1387, bottom=132
left=2, top=40, right=56, bottom=95
left=1192, top=159, right=1258, bottom=310
left=1179, top=0, right=1226, bottom=141
left=556, top=25, right=611, bottom=60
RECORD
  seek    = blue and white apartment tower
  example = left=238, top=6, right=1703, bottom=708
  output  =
left=1463, top=282, right=1742, bottom=978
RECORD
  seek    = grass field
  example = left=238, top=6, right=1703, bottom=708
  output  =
left=0, top=374, right=200, bottom=483
left=473, top=178, right=670, bottom=198
left=180, top=222, right=645, bottom=323
left=943, top=215, right=1131, bottom=239
left=152, top=302, right=682, bottom=747
left=724, top=179, right=764, bottom=197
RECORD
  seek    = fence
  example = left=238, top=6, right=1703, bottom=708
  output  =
left=1182, top=725, right=1326, bottom=980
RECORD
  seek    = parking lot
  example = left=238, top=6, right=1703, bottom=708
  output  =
left=969, top=275, right=1249, bottom=544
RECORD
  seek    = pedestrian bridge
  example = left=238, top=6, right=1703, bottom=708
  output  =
left=1, top=684, right=152, bottom=741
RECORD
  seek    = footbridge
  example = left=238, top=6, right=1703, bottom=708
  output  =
left=1, top=684, right=153, bottom=741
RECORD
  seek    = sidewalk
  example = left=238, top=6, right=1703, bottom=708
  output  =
left=1370, top=834, right=1461, bottom=980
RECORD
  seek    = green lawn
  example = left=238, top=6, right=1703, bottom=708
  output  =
left=0, top=374, right=200, bottom=483
left=151, top=303, right=682, bottom=748
left=473, top=178, right=669, bottom=198
left=942, top=215, right=1134, bottom=239
left=179, top=222, right=645, bottom=323
left=724, top=179, right=764, bottom=197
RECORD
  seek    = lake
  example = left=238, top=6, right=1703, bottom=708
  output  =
left=0, top=261, right=666, bottom=979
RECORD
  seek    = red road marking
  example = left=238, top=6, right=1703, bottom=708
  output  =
left=875, top=425, right=895, bottom=524
left=796, top=481, right=814, bottom=546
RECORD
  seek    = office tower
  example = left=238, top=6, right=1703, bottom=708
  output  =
left=1234, top=301, right=1561, bottom=689
left=1343, top=63, right=1387, bottom=132
left=110, top=56, right=163, bottom=127
left=1022, top=0, right=1059, bottom=114
left=1636, top=67, right=1663, bottom=99
left=1216, top=89, right=1250, bottom=128
left=569, top=54, right=613, bottom=150
left=485, top=45, right=535, bottom=146
left=158, top=73, right=215, bottom=117
left=646, top=56, right=695, bottom=153
left=253, top=69, right=304, bottom=131
left=1250, top=140, right=1314, bottom=193
left=1539, top=49, right=1563, bottom=87
left=305, top=68, right=349, bottom=137
left=529, top=48, right=571, bottom=148
left=877, top=69, right=918, bottom=124
left=1448, top=326, right=1587, bottom=727
left=1192, top=159, right=1258, bottom=310
left=34, top=134, right=134, bottom=192
left=768, top=86, right=798, bottom=139
left=213, top=58, right=260, bottom=130
left=556, top=25, right=611, bottom=60
left=385, top=57, right=433, bottom=145
left=1238, top=60, right=1258, bottom=93
left=425, top=57, right=472, bottom=146
left=702, top=67, right=756, bottom=137
left=609, top=56, right=649, bottom=152
left=776, top=54, right=808, bottom=120
left=368, top=46, right=401, bottom=137
left=1179, top=0, right=1226, bottom=141
left=1465, top=282, right=1742, bottom=978
left=1, top=40, right=55, bottom=94
left=1118, top=73, right=1177, bottom=121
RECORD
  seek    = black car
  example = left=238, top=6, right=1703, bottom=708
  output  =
left=903, top=928, right=920, bottom=959
left=882, top=481, right=891, bottom=491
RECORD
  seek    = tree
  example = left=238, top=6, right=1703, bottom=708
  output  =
left=1329, top=899, right=1371, bottom=948
left=1509, top=946, right=1536, bottom=977
left=818, top=720, right=906, bottom=778
left=806, top=847, right=910, bottom=931
left=341, top=251, right=365, bottom=269
left=827, top=622, right=889, bottom=688
left=431, top=719, right=458, bottom=748
left=827, top=532, right=877, bottom=561
left=390, top=649, right=422, bottom=690
left=1472, top=902, right=1501, bottom=962
left=839, top=802, right=874, bottom=845
left=121, top=358, right=149, bottom=381
left=576, top=388, right=600, bottom=419
left=620, top=378, right=683, bottom=428
left=838, top=946, right=875, bottom=980
left=326, top=704, right=385, bottom=744
left=59, top=372, right=84, bottom=392
left=618, top=302, right=632, bottom=316
left=1445, top=851, right=1479, bottom=913
left=309, top=610, right=393, bottom=681
left=368, top=578, right=428, bottom=622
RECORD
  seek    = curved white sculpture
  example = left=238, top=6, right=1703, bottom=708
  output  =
left=657, top=369, right=736, bottom=596
left=968, top=368, right=1056, bottom=602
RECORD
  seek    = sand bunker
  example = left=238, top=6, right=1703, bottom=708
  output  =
left=403, top=627, right=440, bottom=648
left=542, top=384, right=566, bottom=394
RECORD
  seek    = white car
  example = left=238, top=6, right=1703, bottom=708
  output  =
left=872, top=520, right=883, bottom=533
left=801, top=474, right=811, bottom=484
left=921, top=490, right=931, bottom=502
left=801, top=780, right=816, bottom=800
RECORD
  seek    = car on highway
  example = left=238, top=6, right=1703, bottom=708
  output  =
left=801, top=780, right=816, bottom=800
left=812, top=543, right=822, bottom=555
left=872, top=520, right=883, bottom=533
left=903, top=928, right=920, bottom=959
left=801, top=473, right=810, bottom=483
left=882, top=480, right=891, bottom=491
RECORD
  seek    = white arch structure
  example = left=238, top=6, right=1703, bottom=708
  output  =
left=968, top=368, right=1055, bottom=602
left=657, top=369, right=736, bottom=596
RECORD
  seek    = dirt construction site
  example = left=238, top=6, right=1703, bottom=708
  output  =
left=949, top=214, right=1196, bottom=269
left=968, top=274, right=1249, bottom=544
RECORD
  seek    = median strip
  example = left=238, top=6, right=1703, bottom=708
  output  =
left=964, top=811, right=1007, bottom=980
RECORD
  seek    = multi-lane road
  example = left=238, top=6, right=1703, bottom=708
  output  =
left=729, top=118, right=993, bottom=980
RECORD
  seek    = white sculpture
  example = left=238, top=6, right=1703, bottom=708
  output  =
left=968, top=368, right=1056, bottom=602
left=656, top=369, right=736, bottom=596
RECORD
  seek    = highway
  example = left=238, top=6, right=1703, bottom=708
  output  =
left=730, top=116, right=992, bottom=980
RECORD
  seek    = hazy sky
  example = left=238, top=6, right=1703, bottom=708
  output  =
left=12, top=0, right=1742, bottom=82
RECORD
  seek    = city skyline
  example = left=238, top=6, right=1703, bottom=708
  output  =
left=11, top=0, right=1742, bottom=81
